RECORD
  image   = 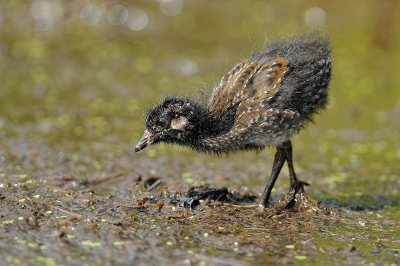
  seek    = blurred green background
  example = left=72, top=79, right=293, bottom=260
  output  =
left=0, top=0, right=399, bottom=195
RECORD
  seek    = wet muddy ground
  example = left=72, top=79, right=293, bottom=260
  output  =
left=1, top=134, right=400, bottom=265
left=1, top=0, right=400, bottom=265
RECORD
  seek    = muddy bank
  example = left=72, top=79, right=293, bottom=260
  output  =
left=1, top=138, right=399, bottom=265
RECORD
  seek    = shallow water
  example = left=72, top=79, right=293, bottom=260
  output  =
left=1, top=0, right=400, bottom=265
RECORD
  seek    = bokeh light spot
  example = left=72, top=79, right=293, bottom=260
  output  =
left=31, top=0, right=50, bottom=20
left=107, top=5, right=128, bottom=25
left=305, top=7, right=326, bottom=28
left=176, top=59, right=198, bottom=76
left=80, top=4, right=101, bottom=25
left=160, top=0, right=184, bottom=16
left=127, top=8, right=148, bottom=31
left=33, top=84, right=48, bottom=98
left=30, top=0, right=55, bottom=31
left=35, top=16, right=54, bottom=31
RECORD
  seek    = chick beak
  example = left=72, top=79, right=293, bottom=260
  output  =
left=135, top=130, right=153, bottom=152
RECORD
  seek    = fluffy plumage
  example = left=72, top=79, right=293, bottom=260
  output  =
left=136, top=33, right=332, bottom=207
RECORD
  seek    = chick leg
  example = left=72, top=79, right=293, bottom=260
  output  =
left=260, top=145, right=287, bottom=206
left=284, top=140, right=309, bottom=188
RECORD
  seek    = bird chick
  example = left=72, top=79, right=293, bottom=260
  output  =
left=135, top=33, right=332, bottom=207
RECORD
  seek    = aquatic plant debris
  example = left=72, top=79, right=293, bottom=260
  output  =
left=1, top=154, right=399, bottom=265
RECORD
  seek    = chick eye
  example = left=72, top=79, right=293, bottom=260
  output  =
left=156, top=120, right=166, bottom=127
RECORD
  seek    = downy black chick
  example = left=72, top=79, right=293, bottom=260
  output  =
left=135, top=33, right=332, bottom=207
